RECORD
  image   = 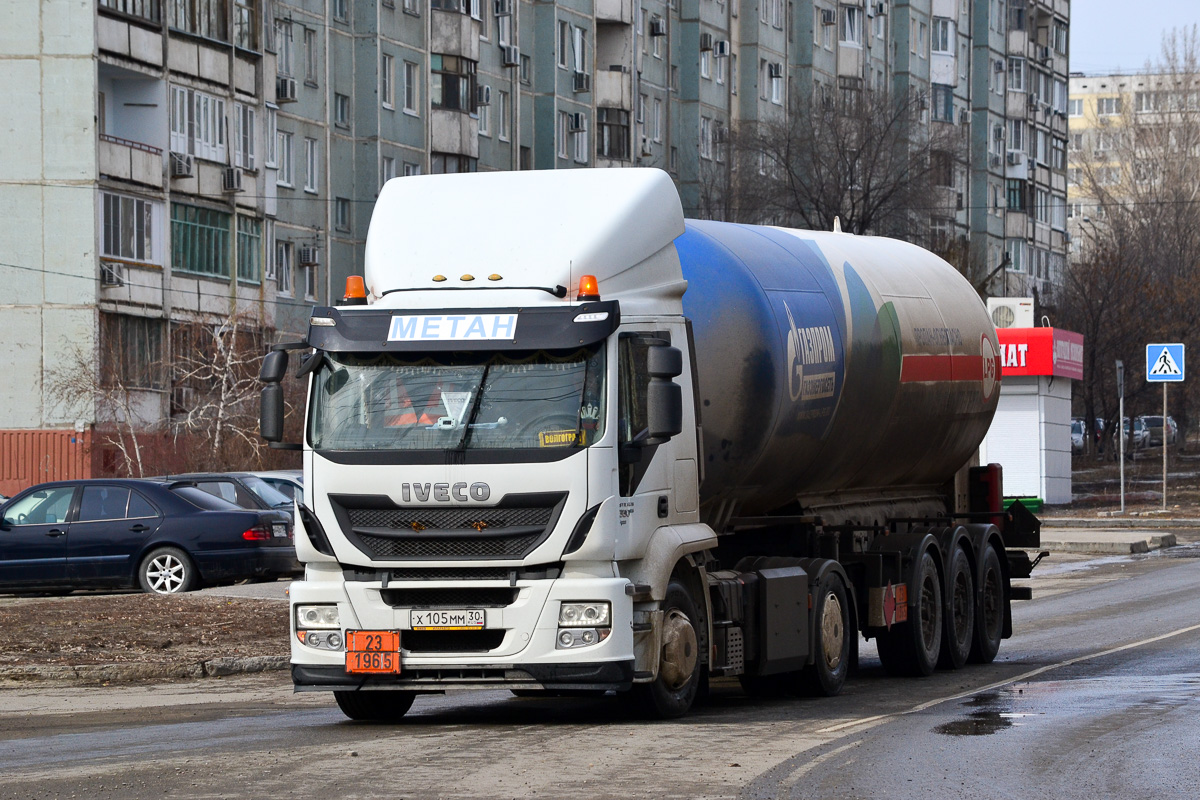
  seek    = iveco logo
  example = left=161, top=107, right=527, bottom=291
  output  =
left=398, top=482, right=491, bottom=502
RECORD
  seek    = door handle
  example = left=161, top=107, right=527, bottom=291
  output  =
left=129, top=524, right=151, bottom=532
left=44, top=529, right=66, bottom=537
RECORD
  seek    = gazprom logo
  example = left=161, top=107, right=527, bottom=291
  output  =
left=388, top=314, right=518, bottom=342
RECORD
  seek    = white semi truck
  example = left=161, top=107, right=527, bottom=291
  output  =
left=260, top=168, right=1041, bottom=720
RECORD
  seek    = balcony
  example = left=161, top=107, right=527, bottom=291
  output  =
left=596, top=68, right=632, bottom=110
left=100, top=134, right=164, bottom=188
left=596, top=0, right=633, bottom=24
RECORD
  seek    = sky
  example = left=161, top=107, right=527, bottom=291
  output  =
left=1070, top=0, right=1200, bottom=75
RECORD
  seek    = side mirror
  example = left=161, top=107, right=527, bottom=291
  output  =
left=260, top=349, right=289, bottom=383
left=261, top=382, right=285, bottom=442
left=646, top=345, right=684, bottom=443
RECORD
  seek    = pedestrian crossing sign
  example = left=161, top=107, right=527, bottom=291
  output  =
left=1147, top=343, right=1185, bottom=382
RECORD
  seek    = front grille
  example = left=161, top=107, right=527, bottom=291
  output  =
left=403, top=630, right=506, bottom=653
left=381, top=587, right=518, bottom=608
left=331, top=492, right=566, bottom=562
left=388, top=567, right=512, bottom=581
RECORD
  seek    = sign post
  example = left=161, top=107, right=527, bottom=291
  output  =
left=1147, top=343, right=1185, bottom=511
left=1116, top=360, right=1124, bottom=513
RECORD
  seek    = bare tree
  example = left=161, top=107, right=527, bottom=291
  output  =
left=729, top=88, right=969, bottom=244
left=1065, top=27, right=1200, bottom=445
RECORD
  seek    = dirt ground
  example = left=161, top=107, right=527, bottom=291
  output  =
left=1061, top=441, right=1200, bottom=517
left=0, top=592, right=288, bottom=670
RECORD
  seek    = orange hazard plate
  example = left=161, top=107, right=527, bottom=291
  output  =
left=345, top=630, right=401, bottom=674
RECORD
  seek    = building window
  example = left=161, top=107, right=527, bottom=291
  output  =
left=381, top=54, right=395, bottom=108
left=430, top=153, right=477, bottom=173
left=304, top=28, right=318, bottom=83
left=100, top=0, right=162, bottom=23
left=304, top=138, right=319, bottom=193
left=236, top=215, right=262, bottom=283
left=431, top=54, right=477, bottom=112
left=558, top=20, right=569, bottom=68
left=478, top=97, right=490, bottom=136
left=572, top=26, right=587, bottom=74
left=931, top=84, right=953, bottom=122
left=653, top=97, right=662, bottom=141
left=275, top=239, right=293, bottom=295
left=334, top=93, right=350, bottom=126
left=716, top=52, right=726, bottom=85
left=101, top=193, right=159, bottom=265
left=403, top=0, right=418, bottom=14
left=233, top=102, right=255, bottom=169
left=331, top=0, right=347, bottom=21
left=274, top=19, right=292, bottom=75
left=171, top=203, right=231, bottom=278
left=170, top=86, right=226, bottom=162
left=335, top=198, right=351, bottom=231
left=558, top=111, right=569, bottom=158
left=404, top=61, right=419, bottom=112
left=173, top=0, right=229, bottom=43
left=597, top=108, right=630, bottom=160
left=1097, top=96, right=1122, bottom=116
left=1007, top=119, right=1024, bottom=152
left=653, top=22, right=663, bottom=58
left=931, top=17, right=952, bottom=54
left=1068, top=97, right=1083, bottom=117
left=1006, top=179, right=1026, bottom=211
left=701, top=50, right=711, bottom=79
left=276, top=131, right=293, bottom=185
left=305, top=261, right=318, bottom=300
left=382, top=155, right=396, bottom=185
left=638, top=93, right=646, bottom=124
left=403, top=162, right=422, bottom=176
left=264, top=106, right=277, bottom=166
left=233, top=0, right=258, bottom=49
left=574, top=121, right=589, bottom=164
left=498, top=90, right=510, bottom=141
left=699, top=117, right=712, bottom=160
left=100, top=313, right=164, bottom=390
left=840, top=5, right=862, bottom=46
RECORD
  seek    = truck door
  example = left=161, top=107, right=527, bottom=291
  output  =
left=0, top=485, right=76, bottom=588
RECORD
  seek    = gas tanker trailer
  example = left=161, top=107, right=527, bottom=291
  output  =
left=260, top=168, right=1041, bottom=721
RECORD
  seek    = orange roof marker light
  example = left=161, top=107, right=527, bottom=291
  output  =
left=578, top=274, right=600, bottom=301
left=342, top=275, right=368, bottom=306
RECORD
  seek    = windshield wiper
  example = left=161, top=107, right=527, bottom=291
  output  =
left=454, top=365, right=490, bottom=451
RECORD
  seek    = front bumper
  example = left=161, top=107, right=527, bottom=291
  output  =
left=289, top=573, right=634, bottom=692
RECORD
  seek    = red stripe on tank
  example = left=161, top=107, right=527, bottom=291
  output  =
left=899, top=354, right=990, bottom=383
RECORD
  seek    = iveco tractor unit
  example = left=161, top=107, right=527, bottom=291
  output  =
left=259, top=168, right=1041, bottom=721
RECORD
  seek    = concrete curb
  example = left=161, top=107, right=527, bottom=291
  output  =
left=1041, top=517, right=1200, bottom=529
left=1039, top=534, right=1178, bottom=555
left=0, top=655, right=289, bottom=685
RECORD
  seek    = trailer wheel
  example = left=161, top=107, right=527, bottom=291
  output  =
left=801, top=575, right=850, bottom=696
left=334, top=690, right=415, bottom=721
left=969, top=544, right=1005, bottom=664
left=937, top=545, right=975, bottom=670
left=630, top=580, right=701, bottom=718
left=876, top=549, right=942, bottom=677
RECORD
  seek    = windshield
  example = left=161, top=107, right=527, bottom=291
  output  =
left=241, top=476, right=293, bottom=508
left=309, top=345, right=606, bottom=452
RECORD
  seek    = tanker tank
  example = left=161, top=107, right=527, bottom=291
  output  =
left=675, top=220, right=1001, bottom=521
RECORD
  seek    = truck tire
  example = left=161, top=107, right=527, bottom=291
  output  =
left=801, top=574, right=850, bottom=696
left=937, top=545, right=975, bottom=670
left=138, top=547, right=198, bottom=594
left=876, top=549, right=942, bottom=677
left=630, top=580, right=701, bottom=718
left=968, top=544, right=1005, bottom=664
left=334, top=690, right=416, bottom=721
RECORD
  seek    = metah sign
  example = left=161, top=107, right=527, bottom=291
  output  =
left=1146, top=343, right=1185, bottom=383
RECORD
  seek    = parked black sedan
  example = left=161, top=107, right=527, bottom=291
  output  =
left=0, top=479, right=298, bottom=594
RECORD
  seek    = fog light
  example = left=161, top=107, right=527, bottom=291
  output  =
left=581, top=630, right=596, bottom=644
left=327, top=633, right=342, bottom=649
left=306, top=631, right=320, bottom=647
left=559, top=630, right=575, bottom=647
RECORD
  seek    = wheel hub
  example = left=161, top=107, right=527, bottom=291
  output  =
left=819, top=592, right=844, bottom=671
left=659, top=608, right=697, bottom=690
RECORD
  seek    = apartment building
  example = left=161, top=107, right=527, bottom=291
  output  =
left=0, top=0, right=1068, bottom=489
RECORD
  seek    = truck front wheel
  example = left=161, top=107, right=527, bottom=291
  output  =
left=802, top=574, right=850, bottom=696
left=334, top=690, right=416, bottom=721
left=631, top=580, right=701, bottom=718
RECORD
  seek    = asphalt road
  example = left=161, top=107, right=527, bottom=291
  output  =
left=1, top=545, right=1198, bottom=800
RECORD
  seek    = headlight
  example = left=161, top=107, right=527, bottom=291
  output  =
left=558, top=602, right=610, bottom=627
left=295, top=604, right=341, bottom=629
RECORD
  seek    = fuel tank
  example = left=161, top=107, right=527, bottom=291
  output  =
left=676, top=220, right=1001, bottom=518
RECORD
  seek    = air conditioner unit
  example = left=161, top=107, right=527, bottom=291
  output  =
left=873, top=1, right=886, bottom=15
left=959, top=108, right=970, bottom=124
left=276, top=76, right=298, bottom=103
left=649, top=17, right=667, bottom=36
left=573, top=71, right=591, bottom=93
left=994, top=59, right=1005, bottom=73
left=169, top=152, right=194, bottom=178
left=476, top=84, right=491, bottom=106
left=501, top=45, right=520, bottom=67
left=493, top=0, right=512, bottom=15
left=1027, top=93, right=1038, bottom=108
left=298, top=246, right=320, bottom=267
left=568, top=112, right=586, bottom=132
left=1038, top=45, right=1051, bottom=63
left=641, top=136, right=653, bottom=157
left=820, top=8, right=836, bottom=25
left=222, top=166, right=244, bottom=193
left=990, top=153, right=1002, bottom=167
left=1007, top=151, right=1025, bottom=165
left=700, top=33, right=713, bottom=51
left=768, top=62, right=783, bottom=79
left=100, top=262, right=125, bottom=287
left=714, top=40, right=731, bottom=58
left=987, top=297, right=1035, bottom=329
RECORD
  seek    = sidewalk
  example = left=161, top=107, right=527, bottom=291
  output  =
left=1038, top=526, right=1181, bottom=555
